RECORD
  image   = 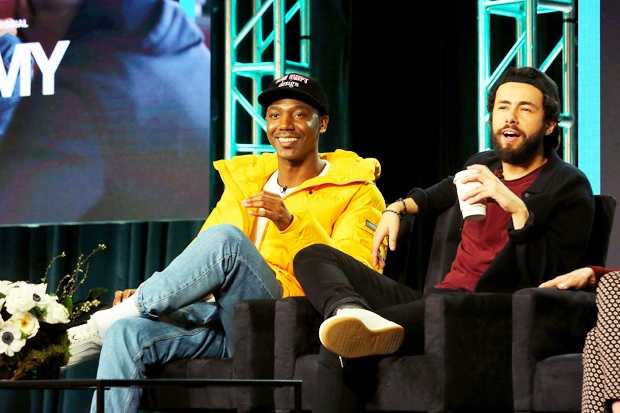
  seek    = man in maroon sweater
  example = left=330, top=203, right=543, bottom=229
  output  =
left=292, top=66, right=594, bottom=413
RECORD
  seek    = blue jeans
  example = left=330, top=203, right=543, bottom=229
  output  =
left=91, top=224, right=284, bottom=413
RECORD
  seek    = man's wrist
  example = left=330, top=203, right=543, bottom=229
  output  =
left=387, top=200, right=406, bottom=216
left=586, top=267, right=597, bottom=287
left=385, top=197, right=418, bottom=217
left=382, top=209, right=401, bottom=218
left=283, top=214, right=294, bottom=231
left=511, top=206, right=530, bottom=230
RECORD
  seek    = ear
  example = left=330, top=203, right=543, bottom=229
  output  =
left=319, top=115, right=329, bottom=134
left=544, top=119, right=558, bottom=136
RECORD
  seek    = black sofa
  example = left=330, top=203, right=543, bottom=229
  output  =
left=273, top=195, right=614, bottom=413
left=140, top=298, right=278, bottom=412
left=140, top=192, right=614, bottom=413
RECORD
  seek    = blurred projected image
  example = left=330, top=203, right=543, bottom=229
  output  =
left=0, top=0, right=211, bottom=225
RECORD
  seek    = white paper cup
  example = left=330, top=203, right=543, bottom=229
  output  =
left=453, top=169, right=487, bottom=221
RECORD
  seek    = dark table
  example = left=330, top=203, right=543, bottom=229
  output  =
left=0, top=378, right=303, bottom=412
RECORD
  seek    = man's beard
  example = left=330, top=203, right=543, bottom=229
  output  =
left=491, top=124, right=546, bottom=166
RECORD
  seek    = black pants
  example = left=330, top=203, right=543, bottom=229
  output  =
left=293, top=244, right=465, bottom=413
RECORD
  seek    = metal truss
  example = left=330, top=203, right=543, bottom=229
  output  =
left=224, top=0, right=311, bottom=159
left=478, top=0, right=577, bottom=164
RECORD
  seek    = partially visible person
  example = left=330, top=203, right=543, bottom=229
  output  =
left=0, top=0, right=212, bottom=224
left=542, top=266, right=620, bottom=413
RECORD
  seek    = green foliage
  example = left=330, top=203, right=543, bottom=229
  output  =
left=62, top=296, right=73, bottom=315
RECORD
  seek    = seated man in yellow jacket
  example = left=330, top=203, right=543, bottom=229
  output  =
left=65, top=73, right=387, bottom=413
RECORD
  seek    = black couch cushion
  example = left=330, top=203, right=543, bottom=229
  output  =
left=141, top=357, right=235, bottom=410
left=533, top=354, right=583, bottom=412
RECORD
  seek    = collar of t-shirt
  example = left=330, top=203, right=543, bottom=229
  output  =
left=494, top=162, right=546, bottom=190
left=251, top=161, right=331, bottom=247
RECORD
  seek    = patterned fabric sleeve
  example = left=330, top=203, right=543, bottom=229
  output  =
left=582, top=270, right=620, bottom=412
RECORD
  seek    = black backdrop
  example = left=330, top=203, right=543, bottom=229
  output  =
left=347, top=2, right=480, bottom=286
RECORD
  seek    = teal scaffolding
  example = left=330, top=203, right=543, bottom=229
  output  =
left=224, top=0, right=311, bottom=159
left=478, top=0, right=577, bottom=164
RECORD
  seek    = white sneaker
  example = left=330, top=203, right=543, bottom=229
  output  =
left=318, top=308, right=404, bottom=358
left=64, top=318, right=104, bottom=369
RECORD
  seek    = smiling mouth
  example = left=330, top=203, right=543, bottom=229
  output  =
left=277, top=137, right=300, bottom=143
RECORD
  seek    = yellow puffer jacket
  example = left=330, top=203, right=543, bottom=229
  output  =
left=199, top=149, right=387, bottom=297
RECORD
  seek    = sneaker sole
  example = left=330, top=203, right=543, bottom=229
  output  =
left=65, top=339, right=103, bottom=369
left=320, top=316, right=404, bottom=358
left=63, top=351, right=101, bottom=370
left=70, top=342, right=102, bottom=356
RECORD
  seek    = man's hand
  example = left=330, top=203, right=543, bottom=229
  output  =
left=539, top=267, right=597, bottom=290
left=113, top=289, right=136, bottom=306
left=242, top=191, right=294, bottom=232
left=371, top=210, right=400, bottom=269
left=460, top=165, right=529, bottom=229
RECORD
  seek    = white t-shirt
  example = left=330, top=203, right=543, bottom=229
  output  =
left=251, top=161, right=331, bottom=248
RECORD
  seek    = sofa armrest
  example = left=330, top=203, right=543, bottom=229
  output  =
left=273, top=297, right=322, bottom=410
left=513, top=287, right=597, bottom=360
left=425, top=292, right=514, bottom=412
left=512, top=287, right=596, bottom=412
left=274, top=297, right=322, bottom=372
left=232, top=298, right=278, bottom=411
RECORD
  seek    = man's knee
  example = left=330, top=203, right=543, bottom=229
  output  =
left=199, top=223, right=245, bottom=242
left=194, top=224, right=249, bottom=254
left=294, top=244, right=335, bottom=266
left=293, top=244, right=338, bottom=282
left=104, top=318, right=150, bottom=350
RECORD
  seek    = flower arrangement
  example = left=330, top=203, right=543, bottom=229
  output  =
left=0, top=245, right=107, bottom=380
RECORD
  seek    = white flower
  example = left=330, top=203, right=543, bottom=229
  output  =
left=10, top=312, right=40, bottom=338
left=8, top=281, right=30, bottom=290
left=31, top=284, right=56, bottom=309
left=4, top=286, right=36, bottom=316
left=42, top=301, right=70, bottom=324
left=0, top=321, right=26, bottom=357
left=0, top=280, right=12, bottom=295
left=30, top=283, right=48, bottom=298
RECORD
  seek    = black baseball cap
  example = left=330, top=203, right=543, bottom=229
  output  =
left=493, top=67, right=560, bottom=104
left=258, top=73, right=329, bottom=116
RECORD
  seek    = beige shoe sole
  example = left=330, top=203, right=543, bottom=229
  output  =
left=320, top=316, right=404, bottom=358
